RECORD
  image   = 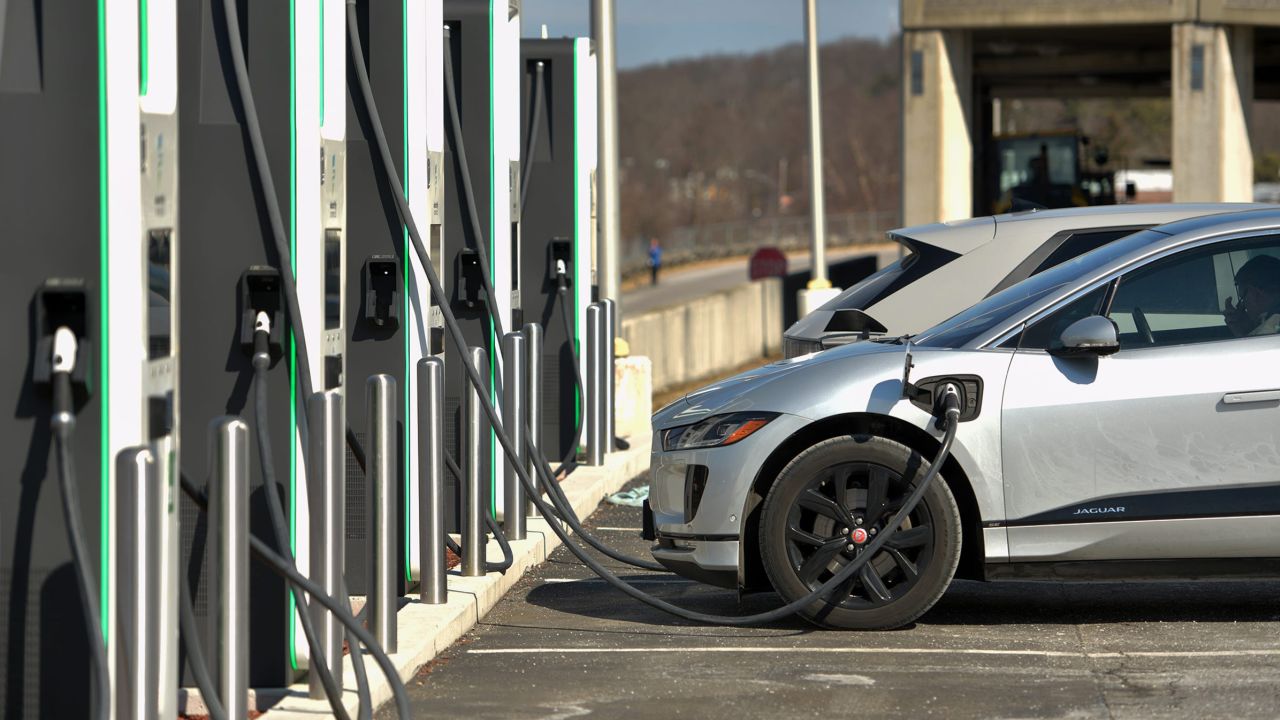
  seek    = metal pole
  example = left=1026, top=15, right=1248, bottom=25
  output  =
left=804, top=0, right=828, bottom=286
left=418, top=357, right=447, bottom=604
left=600, top=298, right=617, bottom=453
left=585, top=304, right=604, bottom=466
left=522, top=323, right=543, bottom=517
left=308, top=390, right=345, bottom=698
left=366, top=375, right=398, bottom=653
left=501, top=332, right=527, bottom=541
left=592, top=0, right=622, bottom=311
left=209, top=417, right=249, bottom=720
left=462, top=347, right=488, bottom=576
left=116, top=447, right=159, bottom=720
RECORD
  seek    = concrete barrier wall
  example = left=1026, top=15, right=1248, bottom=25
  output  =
left=621, top=279, right=782, bottom=394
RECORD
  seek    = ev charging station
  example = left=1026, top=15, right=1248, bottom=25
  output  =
left=442, top=0, right=522, bottom=530
left=520, top=37, right=597, bottom=463
left=344, top=0, right=445, bottom=595
left=176, top=0, right=346, bottom=687
left=1, top=1, right=180, bottom=715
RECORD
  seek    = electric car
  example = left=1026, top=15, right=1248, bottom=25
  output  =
left=650, top=207, right=1280, bottom=630
left=782, top=203, right=1270, bottom=358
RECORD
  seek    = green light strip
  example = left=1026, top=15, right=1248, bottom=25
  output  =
left=402, top=0, right=413, bottom=582
left=97, top=0, right=110, bottom=643
left=488, top=0, right=498, bottom=518
left=139, top=0, right=149, bottom=95
left=288, top=0, right=299, bottom=671
left=572, top=43, right=582, bottom=427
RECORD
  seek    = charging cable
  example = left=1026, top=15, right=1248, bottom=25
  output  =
left=48, top=327, right=109, bottom=720
left=351, top=6, right=970, bottom=626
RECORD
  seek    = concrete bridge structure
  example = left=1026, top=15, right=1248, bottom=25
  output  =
left=901, top=0, right=1280, bottom=224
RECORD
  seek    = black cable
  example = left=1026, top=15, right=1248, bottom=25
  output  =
left=179, top=568, right=228, bottom=720
left=352, top=7, right=966, bottom=626
left=179, top=477, right=413, bottom=719
left=250, top=336, right=355, bottom=720
left=439, top=451, right=513, bottom=572
left=340, top=575, right=374, bottom=720
left=517, top=62, right=542, bottom=213
left=440, top=25, right=508, bottom=344
left=217, top=0, right=317, bottom=422
left=216, top=0, right=405, bottom=711
left=51, top=396, right=109, bottom=720
left=437, top=24, right=661, bottom=572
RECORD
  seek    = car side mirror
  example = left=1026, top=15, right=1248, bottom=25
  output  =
left=1048, top=315, right=1120, bottom=357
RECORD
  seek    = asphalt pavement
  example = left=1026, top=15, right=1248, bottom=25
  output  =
left=379, top=476, right=1280, bottom=719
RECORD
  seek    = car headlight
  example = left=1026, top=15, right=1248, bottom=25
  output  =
left=662, top=412, right=779, bottom=451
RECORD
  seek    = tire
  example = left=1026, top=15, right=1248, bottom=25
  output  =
left=758, top=434, right=961, bottom=630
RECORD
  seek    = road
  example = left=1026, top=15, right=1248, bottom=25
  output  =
left=382, top=477, right=1280, bottom=719
left=621, top=246, right=894, bottom=316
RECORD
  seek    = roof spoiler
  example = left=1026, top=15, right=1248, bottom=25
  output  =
left=825, top=308, right=888, bottom=335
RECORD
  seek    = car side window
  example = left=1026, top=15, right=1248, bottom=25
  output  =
left=1107, top=235, right=1280, bottom=350
left=1006, top=284, right=1109, bottom=350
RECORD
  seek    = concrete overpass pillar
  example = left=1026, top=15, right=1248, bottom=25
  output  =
left=902, top=30, right=972, bottom=226
left=1172, top=23, right=1253, bottom=202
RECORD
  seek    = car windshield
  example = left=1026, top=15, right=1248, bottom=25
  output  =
left=913, top=229, right=1166, bottom=348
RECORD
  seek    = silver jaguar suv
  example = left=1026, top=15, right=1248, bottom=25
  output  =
left=650, top=208, right=1280, bottom=629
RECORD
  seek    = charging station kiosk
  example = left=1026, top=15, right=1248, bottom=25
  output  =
left=177, top=0, right=345, bottom=687
left=443, top=0, right=521, bottom=530
left=344, top=0, right=445, bottom=595
left=1, top=2, right=179, bottom=715
left=520, top=37, right=597, bottom=463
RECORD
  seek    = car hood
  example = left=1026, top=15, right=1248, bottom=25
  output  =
left=652, top=340, right=906, bottom=430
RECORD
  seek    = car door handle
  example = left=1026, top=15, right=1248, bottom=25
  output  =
left=1222, top=390, right=1280, bottom=405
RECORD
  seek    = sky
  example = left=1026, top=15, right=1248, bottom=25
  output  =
left=521, top=0, right=899, bottom=69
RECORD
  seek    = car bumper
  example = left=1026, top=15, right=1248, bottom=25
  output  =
left=648, top=413, right=810, bottom=584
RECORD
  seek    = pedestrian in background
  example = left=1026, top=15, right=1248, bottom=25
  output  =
left=648, top=237, right=663, bottom=285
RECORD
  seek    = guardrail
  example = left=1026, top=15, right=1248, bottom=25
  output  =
left=621, top=210, right=899, bottom=276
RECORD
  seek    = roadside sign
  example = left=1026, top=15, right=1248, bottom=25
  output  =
left=749, top=247, right=787, bottom=280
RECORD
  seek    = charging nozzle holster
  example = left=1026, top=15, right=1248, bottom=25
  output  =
left=458, top=249, right=486, bottom=308
left=240, top=267, right=285, bottom=361
left=549, top=237, right=573, bottom=287
left=362, top=255, right=400, bottom=330
left=33, top=280, right=93, bottom=407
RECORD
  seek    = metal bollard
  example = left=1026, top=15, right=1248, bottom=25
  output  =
left=308, top=390, right=345, bottom=698
left=601, top=298, right=617, bottom=452
left=585, top=304, right=605, bottom=466
left=209, top=417, right=249, bottom=720
left=418, top=357, right=447, bottom=604
left=116, top=447, right=159, bottom=720
left=366, top=375, right=398, bottom=653
left=502, top=332, right=527, bottom=541
left=462, top=347, right=488, bottom=576
left=521, top=323, right=543, bottom=516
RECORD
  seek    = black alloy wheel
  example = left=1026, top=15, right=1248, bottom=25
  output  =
left=759, top=434, right=961, bottom=629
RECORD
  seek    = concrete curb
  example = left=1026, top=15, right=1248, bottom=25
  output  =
left=251, top=433, right=651, bottom=718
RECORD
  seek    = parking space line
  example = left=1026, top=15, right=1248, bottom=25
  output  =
left=468, top=646, right=1280, bottom=659
left=541, top=577, right=695, bottom=584
left=594, top=527, right=642, bottom=532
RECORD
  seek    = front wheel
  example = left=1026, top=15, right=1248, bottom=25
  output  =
left=758, top=434, right=961, bottom=630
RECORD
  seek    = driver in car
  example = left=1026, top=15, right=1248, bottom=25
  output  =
left=1224, top=254, right=1280, bottom=336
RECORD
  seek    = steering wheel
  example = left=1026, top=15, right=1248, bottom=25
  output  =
left=1133, top=306, right=1154, bottom=345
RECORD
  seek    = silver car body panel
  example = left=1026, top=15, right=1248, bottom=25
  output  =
left=655, top=207, right=1280, bottom=583
left=651, top=341, right=1017, bottom=564
left=1007, top=516, right=1280, bottom=562
left=784, top=203, right=1272, bottom=351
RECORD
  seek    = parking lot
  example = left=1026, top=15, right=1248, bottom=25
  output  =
left=382, top=478, right=1280, bottom=719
